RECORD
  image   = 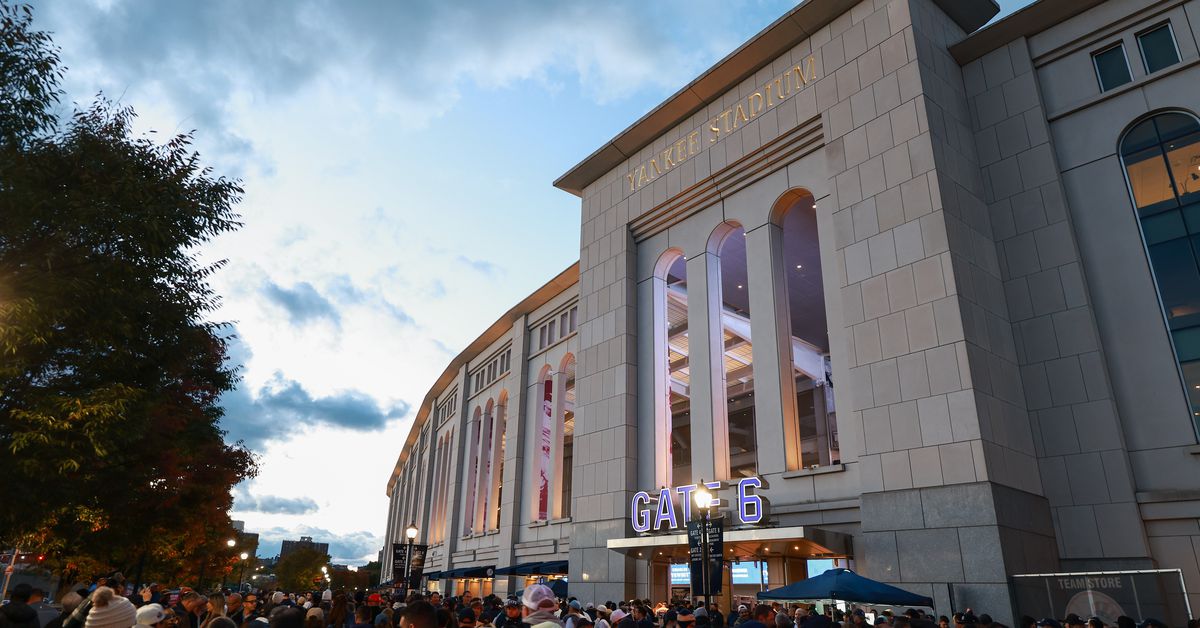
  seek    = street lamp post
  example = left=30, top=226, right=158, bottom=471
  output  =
left=404, top=523, right=419, bottom=594
left=222, top=539, right=236, bottom=590
left=238, top=552, right=249, bottom=591
left=693, top=482, right=714, bottom=612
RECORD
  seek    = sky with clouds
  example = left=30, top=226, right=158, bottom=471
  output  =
left=27, top=0, right=1034, bottom=566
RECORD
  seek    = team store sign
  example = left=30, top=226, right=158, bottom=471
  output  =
left=631, top=477, right=770, bottom=533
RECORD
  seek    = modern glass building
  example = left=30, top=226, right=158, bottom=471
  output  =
left=384, top=0, right=1200, bottom=623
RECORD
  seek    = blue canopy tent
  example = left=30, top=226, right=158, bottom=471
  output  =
left=757, top=569, right=934, bottom=607
left=514, top=578, right=568, bottom=599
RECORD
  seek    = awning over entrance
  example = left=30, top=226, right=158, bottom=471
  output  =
left=606, top=525, right=851, bottom=561
left=443, top=566, right=495, bottom=578
left=494, top=560, right=569, bottom=576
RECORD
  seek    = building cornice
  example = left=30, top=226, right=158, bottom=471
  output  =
left=948, top=0, right=1107, bottom=65
left=552, top=0, right=999, bottom=197
left=386, top=262, right=579, bottom=496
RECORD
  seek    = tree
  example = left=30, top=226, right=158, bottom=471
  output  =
left=275, top=549, right=330, bottom=593
left=358, top=561, right=382, bottom=588
left=0, top=0, right=256, bottom=588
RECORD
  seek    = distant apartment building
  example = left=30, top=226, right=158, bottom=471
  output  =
left=280, top=536, right=329, bottom=559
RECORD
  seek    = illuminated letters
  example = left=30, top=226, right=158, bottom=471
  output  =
left=653, top=487, right=677, bottom=531
left=632, top=492, right=652, bottom=533
left=737, top=477, right=766, bottom=524
left=625, top=55, right=819, bottom=191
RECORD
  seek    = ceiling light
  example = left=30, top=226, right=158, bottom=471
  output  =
left=796, top=265, right=803, bottom=270
left=737, top=284, right=743, bottom=289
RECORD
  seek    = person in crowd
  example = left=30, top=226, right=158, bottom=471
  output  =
left=226, top=596, right=245, bottom=627
left=593, top=607, right=611, bottom=628
left=27, top=588, right=58, bottom=628
left=521, top=585, right=564, bottom=628
left=43, top=591, right=84, bottom=628
left=304, top=608, right=325, bottom=628
left=136, top=603, right=169, bottom=628
left=83, top=586, right=137, bottom=628
left=492, top=601, right=521, bottom=628
left=1, top=583, right=43, bottom=628
left=201, top=594, right=227, bottom=628
left=352, top=607, right=374, bottom=628
left=677, top=609, right=696, bottom=628
left=269, top=607, right=305, bottom=628
left=576, top=617, right=595, bottom=628
left=398, top=603, right=438, bottom=628
left=633, top=606, right=655, bottom=628
left=208, top=619, right=237, bottom=628
left=173, top=592, right=205, bottom=628
left=457, top=608, right=477, bottom=628
left=564, top=602, right=587, bottom=628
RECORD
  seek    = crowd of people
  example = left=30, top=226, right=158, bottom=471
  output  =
left=3, top=579, right=1196, bottom=628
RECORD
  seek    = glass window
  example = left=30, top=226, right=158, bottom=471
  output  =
left=539, top=326, right=547, bottom=350
left=547, top=320, right=556, bottom=343
left=561, top=357, right=575, bottom=518
left=1138, top=24, right=1180, bottom=75
left=1094, top=44, right=1133, bottom=92
left=717, top=224, right=758, bottom=478
left=569, top=307, right=577, bottom=332
left=664, top=254, right=692, bottom=486
left=1121, top=112, right=1200, bottom=438
left=560, top=313, right=569, bottom=338
left=779, top=193, right=840, bottom=467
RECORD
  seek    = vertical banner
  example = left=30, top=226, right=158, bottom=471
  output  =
left=538, top=379, right=553, bottom=520
left=406, top=544, right=428, bottom=592
left=686, top=517, right=724, bottom=596
left=391, top=544, right=408, bottom=587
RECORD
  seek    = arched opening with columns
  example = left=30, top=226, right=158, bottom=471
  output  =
left=710, top=220, right=759, bottom=479
left=1120, top=110, right=1200, bottom=436
left=560, top=353, right=576, bottom=518
left=490, top=390, right=508, bottom=530
left=772, top=188, right=840, bottom=468
left=472, top=398, right=495, bottom=532
left=463, top=406, right=482, bottom=535
left=534, top=364, right=554, bottom=521
left=652, top=250, right=692, bottom=488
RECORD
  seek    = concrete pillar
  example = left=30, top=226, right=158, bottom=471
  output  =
left=688, top=252, right=730, bottom=482
left=636, top=274, right=670, bottom=490
left=745, top=222, right=799, bottom=474
left=550, top=370, right=568, bottom=519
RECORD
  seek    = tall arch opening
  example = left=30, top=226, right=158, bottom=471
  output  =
left=491, top=390, right=508, bottom=530
left=560, top=354, right=576, bottom=518
left=713, top=221, right=758, bottom=479
left=655, top=250, right=693, bottom=487
left=1121, top=111, right=1200, bottom=436
left=775, top=189, right=839, bottom=467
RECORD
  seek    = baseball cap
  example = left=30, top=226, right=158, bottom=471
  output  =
left=1035, top=620, right=1061, bottom=628
left=569, top=601, right=582, bottom=611
left=504, top=599, right=521, bottom=609
left=611, top=610, right=628, bottom=624
left=522, top=584, right=558, bottom=611
left=136, top=604, right=166, bottom=626
left=1064, top=615, right=1085, bottom=627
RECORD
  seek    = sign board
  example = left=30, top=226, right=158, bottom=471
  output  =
left=1011, top=571, right=1191, bottom=626
left=392, top=544, right=408, bottom=586
left=406, top=544, right=428, bottom=591
left=686, top=517, right=723, bottom=596
left=632, top=477, right=770, bottom=532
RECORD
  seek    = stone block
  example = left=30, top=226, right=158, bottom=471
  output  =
left=910, top=446, right=944, bottom=487
left=864, top=405, right=894, bottom=454
left=896, top=528, right=964, bottom=582
left=899, top=351, right=931, bottom=400
left=894, top=219, right=925, bottom=267
left=926, top=344, right=962, bottom=395
left=1064, top=452, right=1111, bottom=505
left=887, top=266, right=918, bottom=312
left=906, top=303, right=938, bottom=351
left=890, top=400, right=922, bottom=450
left=861, top=488, right=925, bottom=531
left=880, top=310, right=910, bottom=359
left=882, top=450, right=914, bottom=489
left=918, top=394, right=953, bottom=446
left=856, top=530, right=900, bottom=581
left=872, top=358, right=902, bottom=406
left=939, top=441, right=977, bottom=484
left=913, top=255, right=947, bottom=303
left=863, top=274, right=890, bottom=320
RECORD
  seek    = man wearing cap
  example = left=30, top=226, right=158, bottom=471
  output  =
left=458, top=608, right=478, bottom=628
left=564, top=601, right=586, bottom=628
left=1063, top=615, right=1085, bottom=628
left=492, top=600, right=522, bottom=628
left=521, top=585, right=565, bottom=628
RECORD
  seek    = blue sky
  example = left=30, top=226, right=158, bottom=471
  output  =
left=28, top=0, right=1035, bottom=565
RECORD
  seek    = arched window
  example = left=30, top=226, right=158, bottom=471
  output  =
left=1121, top=111, right=1200, bottom=435
left=463, top=407, right=481, bottom=535
left=473, top=399, right=495, bottom=532
left=655, top=251, right=692, bottom=487
left=560, top=354, right=576, bottom=518
left=535, top=365, right=553, bottom=521
left=774, top=190, right=839, bottom=467
left=490, top=391, right=508, bottom=530
left=713, top=222, right=758, bottom=478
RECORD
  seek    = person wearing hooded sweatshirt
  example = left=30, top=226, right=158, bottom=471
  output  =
left=520, top=585, right=564, bottom=628
left=83, top=587, right=137, bottom=628
left=2, top=584, right=42, bottom=628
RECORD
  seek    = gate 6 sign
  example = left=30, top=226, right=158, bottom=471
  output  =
left=631, top=477, right=769, bottom=533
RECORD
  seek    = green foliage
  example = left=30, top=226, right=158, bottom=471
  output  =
left=0, top=0, right=257, bottom=584
left=275, top=548, right=331, bottom=593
